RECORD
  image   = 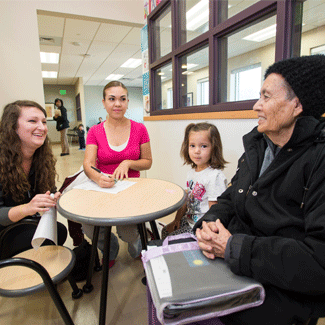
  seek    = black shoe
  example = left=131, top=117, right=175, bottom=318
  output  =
left=60, top=153, right=69, bottom=156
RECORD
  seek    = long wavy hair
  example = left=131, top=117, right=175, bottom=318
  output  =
left=0, top=100, right=57, bottom=203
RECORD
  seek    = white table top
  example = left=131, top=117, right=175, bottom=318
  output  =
left=57, top=178, right=186, bottom=226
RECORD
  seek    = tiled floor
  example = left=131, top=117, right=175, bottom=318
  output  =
left=0, top=143, right=324, bottom=325
left=0, top=143, right=175, bottom=325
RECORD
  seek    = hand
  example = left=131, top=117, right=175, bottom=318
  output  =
left=24, top=191, right=57, bottom=216
left=113, top=160, right=131, bottom=180
left=97, top=173, right=115, bottom=188
left=196, top=220, right=232, bottom=259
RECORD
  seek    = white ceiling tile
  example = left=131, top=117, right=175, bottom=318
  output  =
left=122, top=27, right=142, bottom=45
left=64, top=18, right=100, bottom=41
left=61, top=37, right=91, bottom=55
left=95, top=23, right=132, bottom=42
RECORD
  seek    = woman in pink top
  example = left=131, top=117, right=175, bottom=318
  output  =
left=82, top=81, right=152, bottom=262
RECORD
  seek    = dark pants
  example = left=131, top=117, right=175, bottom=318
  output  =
left=79, top=136, right=85, bottom=149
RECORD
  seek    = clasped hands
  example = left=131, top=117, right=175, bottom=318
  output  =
left=196, top=219, right=232, bottom=259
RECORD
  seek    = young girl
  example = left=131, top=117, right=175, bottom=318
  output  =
left=162, top=122, right=227, bottom=239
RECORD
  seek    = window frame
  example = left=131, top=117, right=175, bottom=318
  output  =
left=148, top=0, right=303, bottom=116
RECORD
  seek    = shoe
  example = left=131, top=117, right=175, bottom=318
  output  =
left=60, top=153, right=69, bottom=156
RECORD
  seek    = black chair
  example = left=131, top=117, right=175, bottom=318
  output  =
left=0, top=218, right=83, bottom=324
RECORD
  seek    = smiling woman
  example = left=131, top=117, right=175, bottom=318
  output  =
left=0, top=100, right=67, bottom=255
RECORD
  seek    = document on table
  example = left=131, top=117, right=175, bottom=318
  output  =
left=73, top=179, right=136, bottom=194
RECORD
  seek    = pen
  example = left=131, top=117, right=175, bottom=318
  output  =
left=91, top=166, right=118, bottom=184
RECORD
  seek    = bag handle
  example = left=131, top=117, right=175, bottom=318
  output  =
left=162, top=233, right=197, bottom=246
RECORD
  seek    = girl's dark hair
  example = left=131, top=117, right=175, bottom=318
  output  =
left=180, top=122, right=227, bottom=170
left=0, top=100, right=57, bottom=202
left=103, top=81, right=128, bottom=99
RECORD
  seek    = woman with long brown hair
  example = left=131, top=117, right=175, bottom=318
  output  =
left=0, top=100, right=67, bottom=255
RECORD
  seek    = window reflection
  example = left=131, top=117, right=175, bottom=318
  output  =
left=220, top=15, right=276, bottom=102
left=179, top=46, right=209, bottom=107
left=155, top=62, right=173, bottom=110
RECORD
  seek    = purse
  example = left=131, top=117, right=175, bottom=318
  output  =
left=142, top=233, right=265, bottom=325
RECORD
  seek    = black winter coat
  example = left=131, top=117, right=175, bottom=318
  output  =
left=194, top=117, right=325, bottom=319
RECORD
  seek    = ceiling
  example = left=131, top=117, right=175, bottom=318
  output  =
left=38, top=12, right=144, bottom=87
left=38, top=0, right=325, bottom=88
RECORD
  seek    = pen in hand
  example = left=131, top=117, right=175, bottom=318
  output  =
left=91, top=166, right=118, bottom=184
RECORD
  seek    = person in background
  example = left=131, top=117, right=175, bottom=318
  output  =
left=83, top=81, right=152, bottom=266
left=77, top=124, right=86, bottom=150
left=97, top=117, right=103, bottom=124
left=54, top=98, right=70, bottom=156
left=194, top=55, right=325, bottom=325
left=0, top=100, right=67, bottom=256
left=162, top=122, right=227, bottom=239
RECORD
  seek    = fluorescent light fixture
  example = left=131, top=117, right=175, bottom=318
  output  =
left=105, top=74, right=124, bottom=80
left=243, top=24, right=276, bottom=42
left=182, top=71, right=194, bottom=75
left=161, top=77, right=166, bottom=80
left=42, top=71, right=57, bottom=78
left=120, top=58, right=142, bottom=69
left=181, top=63, right=198, bottom=70
left=186, top=0, right=209, bottom=31
left=40, top=52, right=59, bottom=64
left=158, top=72, right=165, bottom=76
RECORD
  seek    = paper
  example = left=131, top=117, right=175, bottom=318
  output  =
left=32, top=206, right=58, bottom=250
left=73, top=179, right=136, bottom=194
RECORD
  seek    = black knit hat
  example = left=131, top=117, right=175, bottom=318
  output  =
left=265, top=55, right=325, bottom=119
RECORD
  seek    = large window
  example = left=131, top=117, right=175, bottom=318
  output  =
left=230, top=64, right=261, bottom=101
left=148, top=0, right=311, bottom=116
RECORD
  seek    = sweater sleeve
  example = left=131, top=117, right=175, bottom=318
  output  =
left=0, top=183, right=14, bottom=227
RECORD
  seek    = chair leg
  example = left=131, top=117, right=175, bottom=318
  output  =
left=138, top=223, right=148, bottom=250
left=83, top=226, right=100, bottom=293
left=67, top=275, right=83, bottom=299
left=149, top=220, right=160, bottom=240
left=94, top=249, right=102, bottom=272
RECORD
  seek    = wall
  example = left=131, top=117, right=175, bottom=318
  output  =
left=43, top=85, right=78, bottom=142
left=0, top=0, right=143, bottom=114
left=84, top=86, right=143, bottom=128
left=145, top=118, right=256, bottom=188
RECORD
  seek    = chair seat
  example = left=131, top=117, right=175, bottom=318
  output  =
left=0, top=246, right=75, bottom=296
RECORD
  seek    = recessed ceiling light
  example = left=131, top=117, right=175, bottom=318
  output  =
left=243, top=24, right=276, bottom=42
left=105, top=74, right=124, bottom=80
left=121, top=58, right=142, bottom=69
left=42, top=71, right=57, bottom=78
left=181, top=63, right=198, bottom=69
left=40, top=52, right=59, bottom=64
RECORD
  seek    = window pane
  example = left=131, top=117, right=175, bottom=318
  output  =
left=219, top=0, right=260, bottom=23
left=300, top=1, right=325, bottom=56
left=220, top=15, right=276, bottom=102
left=179, top=46, right=209, bottom=107
left=154, top=62, right=173, bottom=110
left=179, top=0, right=209, bottom=44
left=153, top=5, right=172, bottom=60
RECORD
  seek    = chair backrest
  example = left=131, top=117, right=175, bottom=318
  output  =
left=0, top=218, right=40, bottom=259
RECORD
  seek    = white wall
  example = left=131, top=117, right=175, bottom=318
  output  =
left=145, top=118, right=256, bottom=188
left=0, top=0, right=143, bottom=113
left=84, top=86, right=143, bottom=128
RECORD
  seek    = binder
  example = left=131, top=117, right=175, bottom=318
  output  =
left=142, top=234, right=265, bottom=325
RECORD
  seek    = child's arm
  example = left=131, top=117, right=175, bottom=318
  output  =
left=209, top=201, right=217, bottom=208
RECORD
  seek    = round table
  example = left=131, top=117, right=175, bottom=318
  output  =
left=57, top=177, right=186, bottom=325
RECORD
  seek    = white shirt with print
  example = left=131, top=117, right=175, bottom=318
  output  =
left=185, top=166, right=227, bottom=225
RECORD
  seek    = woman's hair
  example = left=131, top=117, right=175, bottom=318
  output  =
left=0, top=100, right=57, bottom=202
left=103, top=81, right=128, bottom=99
left=181, top=122, right=227, bottom=170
